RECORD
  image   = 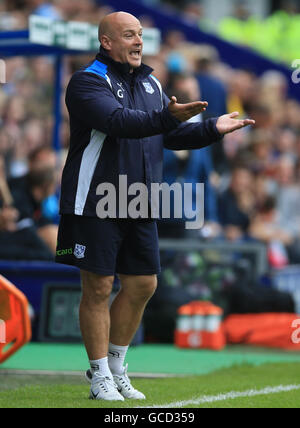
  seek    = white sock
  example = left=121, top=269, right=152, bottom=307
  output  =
left=108, top=343, right=129, bottom=375
left=89, top=357, right=112, bottom=380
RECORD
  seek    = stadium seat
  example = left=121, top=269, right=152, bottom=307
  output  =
left=0, top=275, right=31, bottom=364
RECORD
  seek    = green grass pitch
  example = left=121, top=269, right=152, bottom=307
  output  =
left=0, top=362, right=299, bottom=408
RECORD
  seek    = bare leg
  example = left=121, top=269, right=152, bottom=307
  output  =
left=110, top=274, right=157, bottom=346
left=79, top=270, right=114, bottom=360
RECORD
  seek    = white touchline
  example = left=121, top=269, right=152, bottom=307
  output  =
left=138, top=384, right=300, bottom=408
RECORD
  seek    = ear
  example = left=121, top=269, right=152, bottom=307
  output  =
left=100, top=35, right=111, bottom=51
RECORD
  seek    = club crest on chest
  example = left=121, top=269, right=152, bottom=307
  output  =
left=143, top=82, right=155, bottom=94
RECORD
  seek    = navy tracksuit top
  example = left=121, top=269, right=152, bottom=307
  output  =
left=60, top=47, right=223, bottom=217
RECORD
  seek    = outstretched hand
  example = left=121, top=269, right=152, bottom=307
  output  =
left=168, top=96, right=208, bottom=123
left=216, top=112, right=255, bottom=135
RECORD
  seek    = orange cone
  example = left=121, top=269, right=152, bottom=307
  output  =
left=0, top=275, right=31, bottom=364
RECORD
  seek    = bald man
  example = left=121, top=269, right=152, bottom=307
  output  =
left=56, top=11, right=255, bottom=401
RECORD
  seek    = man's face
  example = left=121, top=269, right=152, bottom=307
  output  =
left=101, top=16, right=143, bottom=69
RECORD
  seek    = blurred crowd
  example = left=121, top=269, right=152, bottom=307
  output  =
left=145, top=0, right=300, bottom=64
left=1, top=0, right=300, bottom=269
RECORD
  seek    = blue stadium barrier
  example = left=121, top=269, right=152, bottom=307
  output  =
left=0, top=261, right=144, bottom=344
left=0, top=29, right=87, bottom=56
left=0, top=261, right=80, bottom=316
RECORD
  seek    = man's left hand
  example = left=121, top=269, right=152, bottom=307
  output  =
left=216, top=112, right=255, bottom=135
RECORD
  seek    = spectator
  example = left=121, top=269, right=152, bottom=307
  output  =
left=0, top=156, right=18, bottom=231
left=0, top=146, right=59, bottom=260
left=0, top=1, right=27, bottom=30
left=163, top=30, right=186, bottom=52
left=182, top=1, right=205, bottom=27
left=0, top=165, right=58, bottom=260
left=275, top=128, right=298, bottom=162
left=144, top=56, right=170, bottom=90
left=250, top=156, right=300, bottom=265
left=159, top=73, right=220, bottom=239
left=66, top=0, right=99, bottom=24
left=28, top=145, right=61, bottom=226
left=272, top=157, right=300, bottom=247
left=227, top=69, right=258, bottom=116
left=29, top=0, right=62, bottom=19
left=191, top=45, right=228, bottom=173
left=193, top=45, right=228, bottom=118
left=285, top=100, right=300, bottom=130
left=247, top=129, right=277, bottom=176
left=247, top=104, right=274, bottom=130
left=168, top=72, right=203, bottom=122
left=259, top=71, right=288, bottom=108
left=219, top=166, right=256, bottom=241
left=249, top=196, right=292, bottom=267
left=232, top=1, right=251, bottom=21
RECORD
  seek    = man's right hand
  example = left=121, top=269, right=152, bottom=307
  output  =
left=168, top=96, right=208, bottom=123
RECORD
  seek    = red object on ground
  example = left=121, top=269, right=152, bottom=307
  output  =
left=0, top=274, right=31, bottom=364
left=223, top=313, right=300, bottom=351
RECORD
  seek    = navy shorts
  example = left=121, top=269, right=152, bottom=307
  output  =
left=55, top=215, right=161, bottom=276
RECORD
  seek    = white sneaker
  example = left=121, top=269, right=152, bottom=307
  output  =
left=89, top=373, right=125, bottom=401
left=113, top=364, right=146, bottom=400
left=86, top=365, right=146, bottom=400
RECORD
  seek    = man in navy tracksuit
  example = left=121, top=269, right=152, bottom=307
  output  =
left=55, top=12, right=255, bottom=401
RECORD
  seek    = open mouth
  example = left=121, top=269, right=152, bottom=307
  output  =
left=130, top=50, right=141, bottom=59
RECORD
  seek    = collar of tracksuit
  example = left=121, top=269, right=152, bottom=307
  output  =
left=96, top=47, right=154, bottom=84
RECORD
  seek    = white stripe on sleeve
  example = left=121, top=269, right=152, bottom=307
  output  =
left=75, top=129, right=106, bottom=216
